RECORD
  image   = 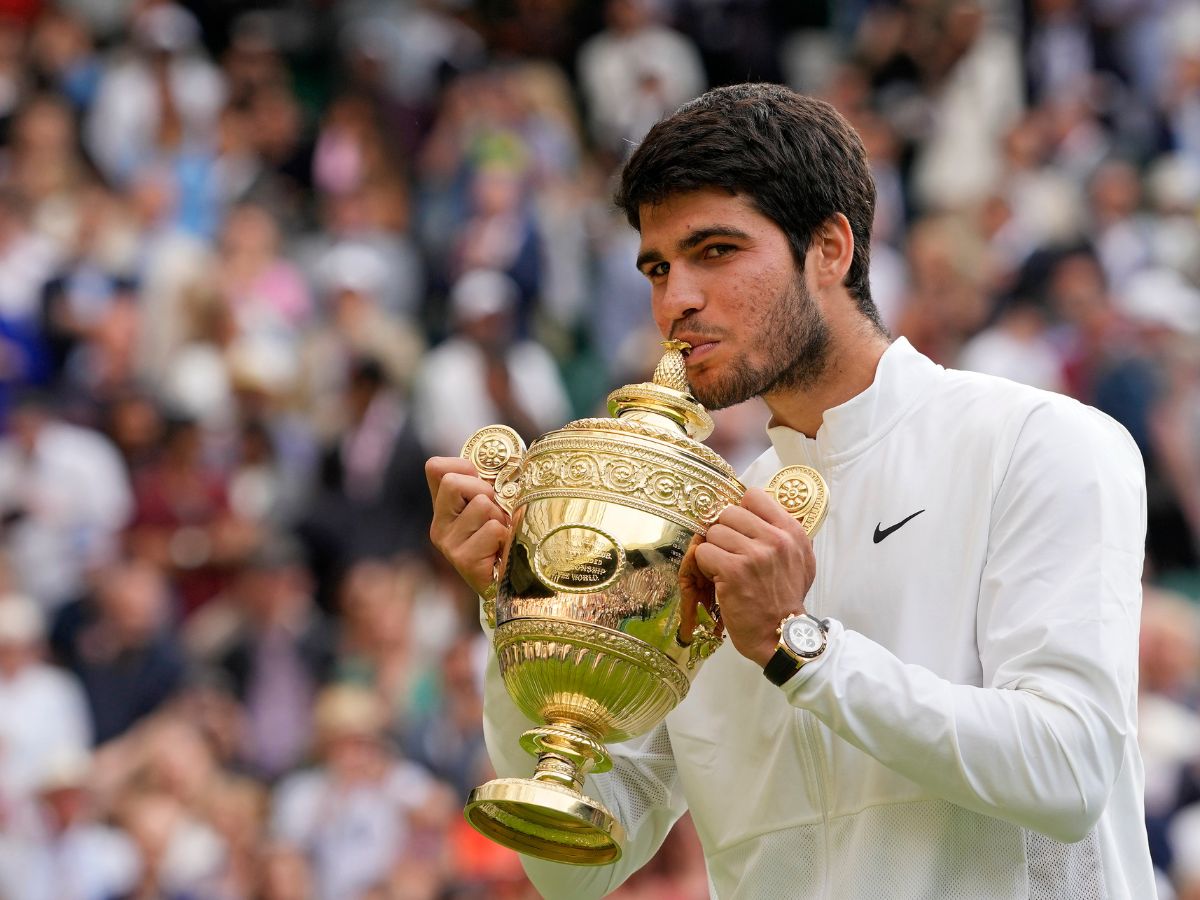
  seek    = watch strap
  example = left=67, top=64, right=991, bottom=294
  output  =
left=763, top=646, right=803, bottom=686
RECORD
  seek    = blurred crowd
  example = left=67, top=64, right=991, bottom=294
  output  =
left=0, top=0, right=1199, bottom=897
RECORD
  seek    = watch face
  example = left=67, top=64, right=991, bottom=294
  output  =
left=784, top=618, right=825, bottom=657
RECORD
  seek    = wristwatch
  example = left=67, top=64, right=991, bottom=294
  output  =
left=763, top=613, right=829, bottom=686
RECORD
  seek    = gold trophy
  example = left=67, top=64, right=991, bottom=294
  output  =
left=460, top=341, right=827, bottom=865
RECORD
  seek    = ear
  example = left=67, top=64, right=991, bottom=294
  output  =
left=809, top=213, right=855, bottom=292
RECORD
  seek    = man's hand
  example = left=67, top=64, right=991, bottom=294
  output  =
left=425, top=456, right=510, bottom=597
left=691, top=488, right=817, bottom=667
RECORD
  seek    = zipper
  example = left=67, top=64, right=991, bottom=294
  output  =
left=807, top=461, right=833, bottom=897
left=803, top=712, right=832, bottom=898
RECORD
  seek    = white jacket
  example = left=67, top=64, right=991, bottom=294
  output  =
left=482, top=338, right=1156, bottom=899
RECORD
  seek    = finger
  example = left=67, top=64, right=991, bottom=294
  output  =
left=425, top=456, right=481, bottom=503
left=693, top=540, right=739, bottom=583
left=454, top=519, right=510, bottom=592
left=432, top=472, right=498, bottom=523
left=678, top=566, right=698, bottom=644
left=439, top=493, right=508, bottom=548
left=677, top=540, right=714, bottom=643
left=715, top=503, right=778, bottom=539
left=703, top=522, right=758, bottom=556
left=742, top=487, right=804, bottom=530
left=448, top=489, right=508, bottom=540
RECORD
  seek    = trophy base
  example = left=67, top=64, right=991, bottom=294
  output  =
left=464, top=777, right=626, bottom=865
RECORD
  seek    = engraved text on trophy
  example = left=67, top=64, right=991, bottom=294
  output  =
left=532, top=524, right=626, bottom=594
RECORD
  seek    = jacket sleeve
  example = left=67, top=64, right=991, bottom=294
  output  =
left=783, top=401, right=1146, bottom=843
left=481, top=622, right=689, bottom=898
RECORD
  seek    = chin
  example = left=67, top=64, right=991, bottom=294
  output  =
left=691, top=384, right=747, bottom=412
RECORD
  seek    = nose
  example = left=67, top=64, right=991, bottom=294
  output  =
left=652, top=266, right=705, bottom=334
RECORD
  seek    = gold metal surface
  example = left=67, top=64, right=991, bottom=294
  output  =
left=462, top=425, right=526, bottom=480
left=459, top=341, right=830, bottom=865
left=767, top=465, right=829, bottom=536
left=464, top=778, right=625, bottom=865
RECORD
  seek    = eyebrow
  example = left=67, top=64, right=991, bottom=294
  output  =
left=635, top=225, right=754, bottom=272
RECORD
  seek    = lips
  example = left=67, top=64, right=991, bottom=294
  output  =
left=681, top=341, right=719, bottom=363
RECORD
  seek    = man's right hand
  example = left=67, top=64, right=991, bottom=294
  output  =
left=425, top=456, right=510, bottom=597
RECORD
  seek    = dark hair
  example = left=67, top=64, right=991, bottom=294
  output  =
left=614, top=83, right=883, bottom=329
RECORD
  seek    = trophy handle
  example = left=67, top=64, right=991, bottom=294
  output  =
left=765, top=465, right=829, bottom=537
left=461, top=426, right=527, bottom=625
left=460, top=425, right=527, bottom=516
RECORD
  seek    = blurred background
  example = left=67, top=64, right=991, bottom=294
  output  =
left=0, top=0, right=1198, bottom=897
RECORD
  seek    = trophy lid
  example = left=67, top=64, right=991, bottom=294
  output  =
left=606, top=341, right=714, bottom=441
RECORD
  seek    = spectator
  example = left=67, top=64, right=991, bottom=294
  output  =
left=405, top=633, right=488, bottom=800
left=201, top=773, right=269, bottom=900
left=253, top=843, right=317, bottom=900
left=0, top=749, right=140, bottom=900
left=300, top=357, right=431, bottom=605
left=576, top=0, right=706, bottom=161
left=1140, top=587, right=1200, bottom=874
left=6, top=94, right=90, bottom=241
left=126, top=415, right=258, bottom=617
left=52, top=558, right=186, bottom=745
left=217, top=202, right=312, bottom=343
left=452, top=163, right=543, bottom=332
left=113, top=787, right=225, bottom=900
left=0, top=391, right=132, bottom=609
left=909, top=1, right=1024, bottom=210
left=1088, top=158, right=1156, bottom=295
left=301, top=245, right=426, bottom=437
left=271, top=683, right=452, bottom=900
left=334, top=559, right=443, bottom=739
left=26, top=9, right=103, bottom=112
left=0, top=189, right=59, bottom=396
left=0, top=593, right=91, bottom=813
left=414, top=268, right=571, bottom=456
left=83, top=2, right=225, bottom=186
left=215, top=535, right=335, bottom=780
left=38, top=183, right=141, bottom=386
left=227, top=418, right=306, bottom=530
left=958, top=292, right=1066, bottom=392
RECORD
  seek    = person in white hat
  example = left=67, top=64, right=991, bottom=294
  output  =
left=413, top=268, right=572, bottom=457
left=0, top=746, right=140, bottom=900
left=0, top=593, right=92, bottom=812
left=269, top=683, right=452, bottom=900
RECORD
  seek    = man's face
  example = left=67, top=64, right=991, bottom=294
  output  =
left=637, top=188, right=830, bottom=410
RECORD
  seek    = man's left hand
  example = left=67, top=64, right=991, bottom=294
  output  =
left=692, top=487, right=817, bottom=667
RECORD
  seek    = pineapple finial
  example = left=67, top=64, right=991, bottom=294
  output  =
left=654, top=341, right=691, bottom=393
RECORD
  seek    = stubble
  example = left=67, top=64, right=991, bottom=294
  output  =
left=689, top=273, right=832, bottom=410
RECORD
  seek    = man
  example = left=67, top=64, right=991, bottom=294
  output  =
left=414, top=268, right=571, bottom=457
left=52, top=558, right=185, bottom=745
left=0, top=392, right=132, bottom=611
left=216, top=534, right=335, bottom=779
left=426, top=84, right=1155, bottom=898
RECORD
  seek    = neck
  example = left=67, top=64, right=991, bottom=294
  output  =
left=762, top=312, right=890, bottom=439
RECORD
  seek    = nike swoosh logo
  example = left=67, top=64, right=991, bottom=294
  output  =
left=873, top=509, right=925, bottom=544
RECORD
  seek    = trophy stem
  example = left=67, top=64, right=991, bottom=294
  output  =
left=531, top=752, right=586, bottom=792
left=463, top=721, right=625, bottom=865
left=521, top=721, right=613, bottom=781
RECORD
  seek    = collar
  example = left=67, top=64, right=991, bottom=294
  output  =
left=765, top=337, right=941, bottom=468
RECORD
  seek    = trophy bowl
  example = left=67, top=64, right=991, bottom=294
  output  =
left=460, top=342, right=827, bottom=865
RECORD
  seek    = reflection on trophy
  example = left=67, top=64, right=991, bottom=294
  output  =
left=460, top=340, right=828, bottom=865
